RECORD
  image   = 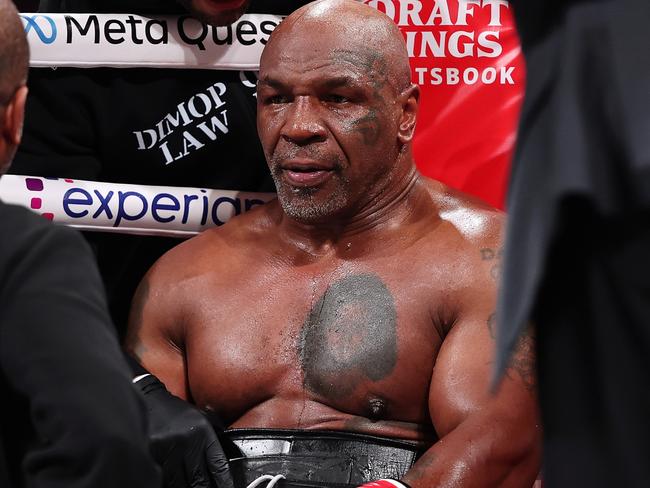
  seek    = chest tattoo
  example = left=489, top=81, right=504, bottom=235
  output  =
left=298, top=273, right=398, bottom=398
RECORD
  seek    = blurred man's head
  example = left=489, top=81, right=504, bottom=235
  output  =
left=177, top=0, right=251, bottom=26
left=0, top=0, right=29, bottom=176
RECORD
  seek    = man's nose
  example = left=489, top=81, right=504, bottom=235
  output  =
left=281, top=96, right=327, bottom=145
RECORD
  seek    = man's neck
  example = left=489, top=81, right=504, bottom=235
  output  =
left=279, top=166, right=430, bottom=257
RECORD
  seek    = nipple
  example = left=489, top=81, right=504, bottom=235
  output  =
left=368, top=398, right=387, bottom=421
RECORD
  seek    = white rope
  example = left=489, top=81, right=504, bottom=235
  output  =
left=20, top=13, right=282, bottom=70
left=0, top=175, right=275, bottom=237
left=246, top=473, right=286, bottom=488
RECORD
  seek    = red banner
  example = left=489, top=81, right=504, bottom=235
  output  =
left=364, top=0, right=524, bottom=209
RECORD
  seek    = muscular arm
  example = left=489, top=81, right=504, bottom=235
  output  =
left=123, top=244, right=236, bottom=488
left=124, top=254, right=189, bottom=399
left=403, top=243, right=541, bottom=487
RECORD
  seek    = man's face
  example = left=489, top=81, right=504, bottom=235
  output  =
left=177, top=0, right=251, bottom=26
left=257, top=26, right=405, bottom=223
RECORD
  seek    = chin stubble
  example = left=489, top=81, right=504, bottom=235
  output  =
left=271, top=170, right=351, bottom=223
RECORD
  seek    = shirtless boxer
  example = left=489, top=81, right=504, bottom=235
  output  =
left=126, top=1, right=541, bottom=486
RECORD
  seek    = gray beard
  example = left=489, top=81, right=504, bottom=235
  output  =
left=272, top=174, right=351, bottom=223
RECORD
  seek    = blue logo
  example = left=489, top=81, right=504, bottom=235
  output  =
left=21, top=15, right=57, bottom=44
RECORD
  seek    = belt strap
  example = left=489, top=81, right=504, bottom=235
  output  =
left=220, top=429, right=424, bottom=488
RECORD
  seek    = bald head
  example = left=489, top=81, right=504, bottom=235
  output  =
left=262, top=0, right=411, bottom=93
left=0, top=0, right=28, bottom=104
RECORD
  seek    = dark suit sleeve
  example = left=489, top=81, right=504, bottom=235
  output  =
left=0, top=219, right=161, bottom=488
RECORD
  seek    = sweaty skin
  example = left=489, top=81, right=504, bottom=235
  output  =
left=126, top=1, right=541, bottom=486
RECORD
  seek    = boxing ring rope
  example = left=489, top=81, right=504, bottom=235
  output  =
left=20, top=13, right=281, bottom=69
left=3, top=13, right=279, bottom=236
left=0, top=175, right=275, bottom=237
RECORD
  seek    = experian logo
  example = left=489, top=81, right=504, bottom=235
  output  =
left=21, top=14, right=57, bottom=44
left=62, top=187, right=267, bottom=227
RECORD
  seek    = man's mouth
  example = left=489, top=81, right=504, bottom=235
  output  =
left=280, top=160, right=335, bottom=187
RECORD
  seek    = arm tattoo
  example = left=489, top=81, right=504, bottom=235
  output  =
left=479, top=247, right=502, bottom=260
left=486, top=313, right=536, bottom=392
left=480, top=247, right=503, bottom=282
left=507, top=325, right=537, bottom=393
left=487, top=312, right=497, bottom=339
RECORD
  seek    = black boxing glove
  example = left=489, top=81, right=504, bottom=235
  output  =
left=127, top=356, right=234, bottom=488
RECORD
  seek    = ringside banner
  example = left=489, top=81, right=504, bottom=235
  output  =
left=362, top=0, right=525, bottom=208
left=21, top=13, right=282, bottom=69
left=0, top=175, right=275, bottom=237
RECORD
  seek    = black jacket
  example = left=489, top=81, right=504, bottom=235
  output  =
left=0, top=201, right=161, bottom=488
left=496, top=0, right=650, bottom=377
left=496, top=1, right=650, bottom=485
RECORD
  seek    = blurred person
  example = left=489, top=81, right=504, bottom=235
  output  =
left=0, top=1, right=161, bottom=487
left=496, top=0, right=650, bottom=486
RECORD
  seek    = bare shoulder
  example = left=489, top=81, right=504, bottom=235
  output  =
left=413, top=178, right=505, bottom=303
left=147, top=199, right=282, bottom=285
left=422, top=177, right=505, bottom=250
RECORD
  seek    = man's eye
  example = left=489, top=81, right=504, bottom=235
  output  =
left=324, top=94, right=349, bottom=104
left=266, top=95, right=291, bottom=104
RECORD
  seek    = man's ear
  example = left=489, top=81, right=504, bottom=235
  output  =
left=3, top=85, right=28, bottom=146
left=397, top=83, right=419, bottom=145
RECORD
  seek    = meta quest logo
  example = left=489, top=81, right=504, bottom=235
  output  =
left=21, top=15, right=57, bottom=44
left=20, top=13, right=278, bottom=49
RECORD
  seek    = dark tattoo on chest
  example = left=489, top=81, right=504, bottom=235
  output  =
left=298, top=273, right=398, bottom=398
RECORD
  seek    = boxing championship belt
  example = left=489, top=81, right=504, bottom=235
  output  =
left=220, top=429, right=426, bottom=488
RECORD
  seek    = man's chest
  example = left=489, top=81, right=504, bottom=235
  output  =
left=184, top=264, right=450, bottom=424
